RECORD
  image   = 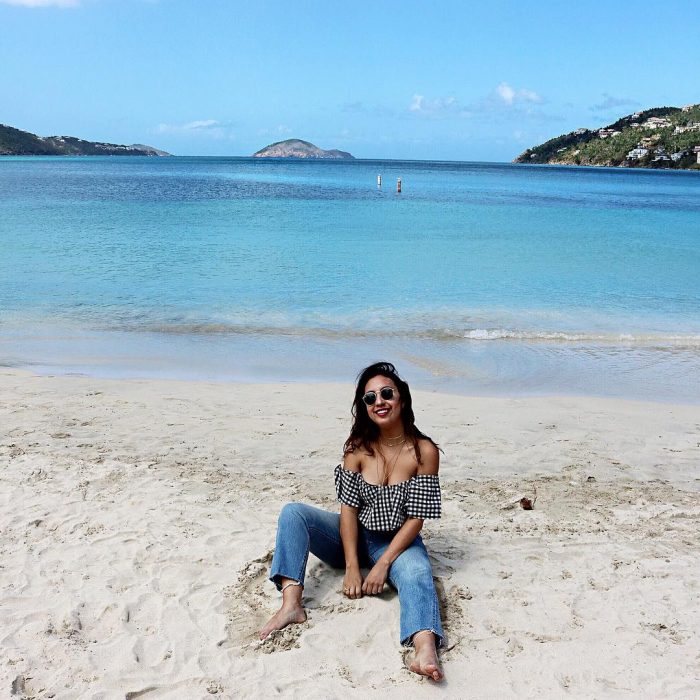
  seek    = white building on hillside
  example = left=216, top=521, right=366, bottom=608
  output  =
left=643, top=117, right=672, bottom=129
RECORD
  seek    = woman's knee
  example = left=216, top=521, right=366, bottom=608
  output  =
left=391, top=554, right=434, bottom=588
left=279, top=502, right=307, bottom=524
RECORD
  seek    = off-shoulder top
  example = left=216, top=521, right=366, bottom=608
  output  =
left=334, top=464, right=441, bottom=531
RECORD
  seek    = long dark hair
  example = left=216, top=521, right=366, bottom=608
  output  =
left=343, top=361, right=438, bottom=465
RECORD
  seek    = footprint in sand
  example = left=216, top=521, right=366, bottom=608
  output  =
left=435, top=578, right=471, bottom=655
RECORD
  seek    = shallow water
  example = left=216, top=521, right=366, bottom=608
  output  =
left=1, top=156, right=699, bottom=401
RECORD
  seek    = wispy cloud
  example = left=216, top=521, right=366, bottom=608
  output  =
left=590, top=93, right=639, bottom=112
left=408, top=83, right=553, bottom=124
left=0, top=0, right=79, bottom=6
left=156, top=120, right=233, bottom=138
left=409, top=94, right=471, bottom=118
left=472, top=83, right=561, bottom=124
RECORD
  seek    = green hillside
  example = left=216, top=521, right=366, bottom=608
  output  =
left=514, top=104, right=700, bottom=169
left=0, top=123, right=169, bottom=156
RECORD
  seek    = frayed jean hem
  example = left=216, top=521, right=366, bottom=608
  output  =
left=401, top=629, right=445, bottom=649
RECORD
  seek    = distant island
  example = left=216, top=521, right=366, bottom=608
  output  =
left=0, top=123, right=169, bottom=156
left=514, top=104, right=700, bottom=169
left=253, top=139, right=354, bottom=159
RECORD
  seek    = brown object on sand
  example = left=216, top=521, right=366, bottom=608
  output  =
left=520, top=497, right=534, bottom=510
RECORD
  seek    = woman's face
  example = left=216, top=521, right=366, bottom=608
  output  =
left=363, top=375, right=403, bottom=430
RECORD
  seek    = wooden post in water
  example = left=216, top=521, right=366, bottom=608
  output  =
left=396, top=177, right=402, bottom=194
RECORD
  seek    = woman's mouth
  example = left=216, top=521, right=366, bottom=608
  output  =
left=374, top=407, right=390, bottom=417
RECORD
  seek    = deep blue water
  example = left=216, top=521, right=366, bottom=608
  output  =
left=1, top=156, right=699, bottom=401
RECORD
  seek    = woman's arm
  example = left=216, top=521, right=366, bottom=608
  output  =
left=340, top=504, right=363, bottom=598
left=340, top=450, right=364, bottom=598
left=362, top=440, right=440, bottom=595
left=361, top=518, right=424, bottom=594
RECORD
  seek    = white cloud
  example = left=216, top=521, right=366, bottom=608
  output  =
left=496, top=82, right=542, bottom=106
left=518, top=88, right=542, bottom=104
left=409, top=94, right=426, bottom=112
left=0, top=0, right=79, bottom=6
left=409, top=94, right=471, bottom=118
left=184, top=120, right=219, bottom=131
left=156, top=120, right=234, bottom=139
left=409, top=84, right=543, bottom=120
left=157, top=119, right=221, bottom=133
left=497, top=82, right=516, bottom=105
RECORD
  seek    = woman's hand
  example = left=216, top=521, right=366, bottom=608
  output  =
left=362, top=560, right=389, bottom=595
left=343, top=566, right=363, bottom=599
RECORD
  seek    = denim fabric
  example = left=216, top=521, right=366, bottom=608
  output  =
left=269, top=502, right=444, bottom=647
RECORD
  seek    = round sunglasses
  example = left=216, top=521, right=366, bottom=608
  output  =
left=362, top=387, right=396, bottom=406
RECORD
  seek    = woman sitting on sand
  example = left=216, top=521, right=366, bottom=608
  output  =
left=260, top=361, right=444, bottom=682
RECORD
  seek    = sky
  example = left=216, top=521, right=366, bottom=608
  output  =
left=1, top=0, right=699, bottom=161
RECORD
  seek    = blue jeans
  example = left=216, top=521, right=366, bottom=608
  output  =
left=269, top=502, right=444, bottom=648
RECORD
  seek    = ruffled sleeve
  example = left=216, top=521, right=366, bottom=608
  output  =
left=405, top=474, right=441, bottom=519
left=334, top=464, right=362, bottom=508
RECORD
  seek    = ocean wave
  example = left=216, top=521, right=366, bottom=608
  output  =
left=5, top=308, right=700, bottom=348
left=130, top=321, right=700, bottom=347
left=461, top=328, right=700, bottom=344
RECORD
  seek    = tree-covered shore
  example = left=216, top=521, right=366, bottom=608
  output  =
left=515, top=105, right=700, bottom=169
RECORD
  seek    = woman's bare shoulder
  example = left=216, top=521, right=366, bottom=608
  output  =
left=416, top=438, right=439, bottom=475
left=342, top=449, right=363, bottom=473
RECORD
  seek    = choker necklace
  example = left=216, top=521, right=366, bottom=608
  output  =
left=380, top=434, right=406, bottom=447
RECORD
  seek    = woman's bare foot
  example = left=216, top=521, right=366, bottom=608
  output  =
left=259, top=605, right=306, bottom=640
left=259, top=579, right=306, bottom=640
left=409, top=631, right=443, bottom=682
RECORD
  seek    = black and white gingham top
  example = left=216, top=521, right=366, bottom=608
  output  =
left=334, top=464, right=441, bottom=531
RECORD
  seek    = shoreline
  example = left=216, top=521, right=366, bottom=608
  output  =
left=2, top=369, right=699, bottom=697
left=4, top=361, right=700, bottom=408
left=3, top=325, right=700, bottom=405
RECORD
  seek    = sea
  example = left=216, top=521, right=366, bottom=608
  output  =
left=1, top=156, right=699, bottom=402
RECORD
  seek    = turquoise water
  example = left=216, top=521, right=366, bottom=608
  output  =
left=1, top=156, right=699, bottom=401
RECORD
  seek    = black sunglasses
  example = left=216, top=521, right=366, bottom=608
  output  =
left=362, top=387, right=395, bottom=406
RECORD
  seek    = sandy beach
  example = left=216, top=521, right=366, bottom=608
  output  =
left=1, top=368, right=698, bottom=699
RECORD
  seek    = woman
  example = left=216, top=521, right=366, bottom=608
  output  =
left=260, top=361, right=444, bottom=682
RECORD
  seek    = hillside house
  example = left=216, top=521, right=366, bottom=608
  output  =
left=673, top=122, right=700, bottom=134
left=627, top=147, right=649, bottom=160
left=643, top=117, right=672, bottom=129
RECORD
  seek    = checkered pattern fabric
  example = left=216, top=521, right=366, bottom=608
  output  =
left=334, top=464, right=441, bottom=531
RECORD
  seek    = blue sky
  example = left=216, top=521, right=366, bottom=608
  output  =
left=2, top=0, right=699, bottom=160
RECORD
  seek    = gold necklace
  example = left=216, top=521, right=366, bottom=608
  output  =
left=377, top=443, right=404, bottom=486
left=380, top=433, right=406, bottom=447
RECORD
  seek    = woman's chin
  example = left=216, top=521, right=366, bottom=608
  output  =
left=373, top=416, right=401, bottom=430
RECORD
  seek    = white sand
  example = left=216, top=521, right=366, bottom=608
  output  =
left=1, top=369, right=698, bottom=699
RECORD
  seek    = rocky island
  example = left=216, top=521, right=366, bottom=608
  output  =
left=514, top=104, right=700, bottom=170
left=253, top=139, right=354, bottom=159
left=0, top=123, right=169, bottom=156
